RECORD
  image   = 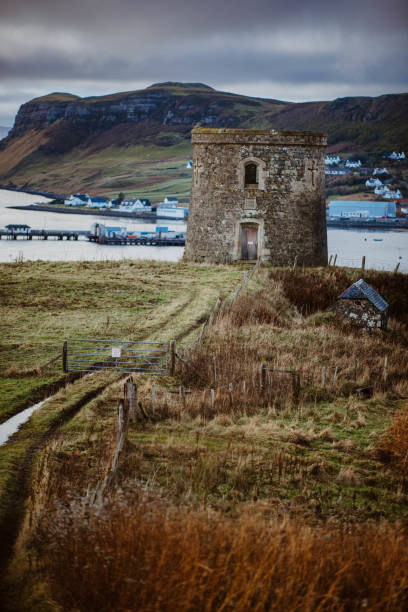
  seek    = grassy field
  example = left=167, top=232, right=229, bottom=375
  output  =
left=1, top=262, right=408, bottom=610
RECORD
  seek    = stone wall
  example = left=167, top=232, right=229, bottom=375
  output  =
left=185, top=128, right=327, bottom=266
left=330, top=299, right=387, bottom=330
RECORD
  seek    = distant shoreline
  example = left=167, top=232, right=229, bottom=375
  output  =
left=7, top=204, right=187, bottom=222
left=327, top=219, right=408, bottom=231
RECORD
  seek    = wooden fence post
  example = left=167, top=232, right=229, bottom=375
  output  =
left=361, top=256, right=366, bottom=271
left=383, top=355, right=388, bottom=384
left=261, top=363, right=267, bottom=393
left=169, top=341, right=176, bottom=376
left=152, top=384, right=156, bottom=416
left=292, top=370, right=301, bottom=404
left=394, top=262, right=400, bottom=273
left=322, top=366, right=326, bottom=389
left=328, top=255, right=333, bottom=266
left=333, top=254, right=337, bottom=267
left=124, top=376, right=137, bottom=421
left=213, top=356, right=217, bottom=386
left=210, top=388, right=215, bottom=411
left=62, top=341, right=68, bottom=373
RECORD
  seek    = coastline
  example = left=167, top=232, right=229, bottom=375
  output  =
left=7, top=204, right=188, bottom=222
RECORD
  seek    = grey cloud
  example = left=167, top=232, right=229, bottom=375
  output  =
left=0, top=0, right=406, bottom=125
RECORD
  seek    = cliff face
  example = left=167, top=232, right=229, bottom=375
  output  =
left=0, top=82, right=407, bottom=196
left=6, top=83, right=279, bottom=151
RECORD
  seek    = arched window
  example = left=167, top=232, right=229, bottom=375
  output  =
left=245, top=163, right=258, bottom=186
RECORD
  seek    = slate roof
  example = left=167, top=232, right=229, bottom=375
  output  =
left=338, top=279, right=388, bottom=312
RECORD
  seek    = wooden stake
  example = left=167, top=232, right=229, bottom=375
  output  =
left=328, top=254, right=333, bottom=266
left=395, top=262, right=400, bottom=273
left=210, top=388, right=215, bottom=410
left=322, top=366, right=326, bottom=389
left=152, top=384, right=156, bottom=416
left=62, top=341, right=68, bottom=373
left=333, top=254, right=337, bottom=267
left=261, top=363, right=267, bottom=392
left=213, top=356, right=217, bottom=386
left=361, top=255, right=366, bottom=271
left=169, top=340, right=176, bottom=376
left=383, top=355, right=388, bottom=384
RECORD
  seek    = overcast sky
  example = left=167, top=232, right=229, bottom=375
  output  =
left=0, top=0, right=407, bottom=126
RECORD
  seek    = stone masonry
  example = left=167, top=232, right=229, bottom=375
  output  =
left=185, top=128, right=328, bottom=265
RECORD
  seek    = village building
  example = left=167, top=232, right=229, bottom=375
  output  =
left=64, top=193, right=90, bottom=207
left=118, top=198, right=152, bottom=212
left=365, top=178, right=382, bottom=188
left=325, top=155, right=340, bottom=165
left=373, top=167, right=389, bottom=175
left=330, top=279, right=389, bottom=330
left=185, top=127, right=327, bottom=265
left=328, top=200, right=396, bottom=218
left=88, top=197, right=111, bottom=209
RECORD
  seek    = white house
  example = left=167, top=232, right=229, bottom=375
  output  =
left=373, top=167, right=389, bottom=175
left=325, top=155, right=340, bottom=166
left=365, top=178, right=382, bottom=188
left=345, top=160, right=362, bottom=168
left=119, top=198, right=152, bottom=213
left=164, top=197, right=179, bottom=206
left=388, top=152, right=406, bottom=160
left=64, top=193, right=90, bottom=207
left=88, top=197, right=110, bottom=209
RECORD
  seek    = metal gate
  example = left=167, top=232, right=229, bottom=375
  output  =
left=63, top=339, right=169, bottom=375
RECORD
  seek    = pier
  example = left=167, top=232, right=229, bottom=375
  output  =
left=88, top=235, right=185, bottom=246
left=0, top=226, right=90, bottom=240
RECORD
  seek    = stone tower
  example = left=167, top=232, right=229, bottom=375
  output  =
left=185, top=128, right=327, bottom=266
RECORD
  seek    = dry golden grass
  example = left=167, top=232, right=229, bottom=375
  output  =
left=35, top=489, right=408, bottom=612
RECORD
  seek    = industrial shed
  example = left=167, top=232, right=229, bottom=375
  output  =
left=328, top=201, right=396, bottom=218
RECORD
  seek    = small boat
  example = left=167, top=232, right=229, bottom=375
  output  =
left=373, top=238, right=383, bottom=241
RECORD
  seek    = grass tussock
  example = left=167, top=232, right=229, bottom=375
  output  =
left=377, top=408, right=408, bottom=478
left=36, top=490, right=408, bottom=612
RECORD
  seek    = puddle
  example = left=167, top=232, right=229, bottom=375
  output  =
left=0, top=400, right=46, bottom=446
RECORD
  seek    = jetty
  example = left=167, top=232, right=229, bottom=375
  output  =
left=0, top=225, right=89, bottom=240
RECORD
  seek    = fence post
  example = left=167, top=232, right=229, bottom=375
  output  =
left=210, top=388, right=215, bottom=411
left=333, top=254, right=337, bottom=267
left=152, top=384, right=156, bottom=416
left=322, top=366, right=326, bottom=389
left=213, top=356, right=217, bottom=386
left=361, top=255, right=366, bottom=271
left=383, top=355, right=388, bottom=384
left=62, top=341, right=68, bottom=373
left=354, top=360, right=358, bottom=383
left=333, top=366, right=338, bottom=383
left=229, top=383, right=233, bottom=408
left=261, top=363, right=267, bottom=393
left=292, top=370, right=300, bottom=404
left=394, top=262, right=400, bottom=273
left=328, top=255, right=333, bottom=266
left=124, top=376, right=137, bottom=421
left=169, top=341, right=176, bottom=376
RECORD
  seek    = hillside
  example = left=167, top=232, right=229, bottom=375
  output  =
left=1, top=260, right=408, bottom=609
left=0, top=82, right=407, bottom=199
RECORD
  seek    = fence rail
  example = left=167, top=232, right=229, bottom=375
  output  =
left=63, top=338, right=169, bottom=375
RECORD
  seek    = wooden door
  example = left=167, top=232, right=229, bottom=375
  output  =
left=241, top=227, right=258, bottom=260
